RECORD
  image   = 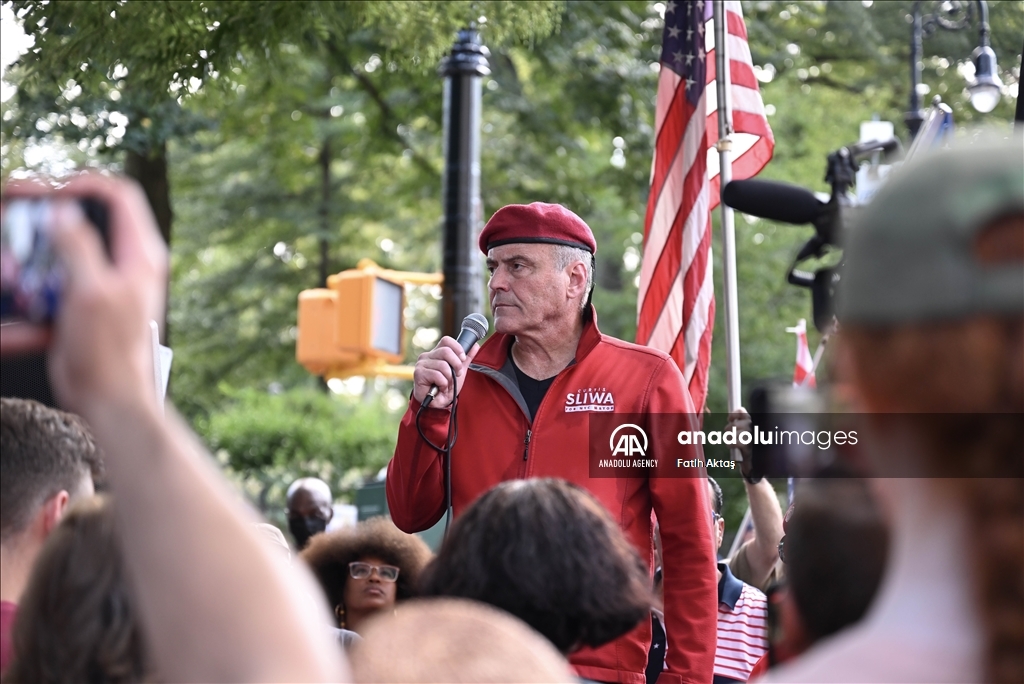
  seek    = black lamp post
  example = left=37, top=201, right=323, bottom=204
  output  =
left=906, top=0, right=1002, bottom=139
left=439, top=29, right=490, bottom=339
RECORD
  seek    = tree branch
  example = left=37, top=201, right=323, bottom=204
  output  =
left=324, top=40, right=440, bottom=179
left=805, top=75, right=871, bottom=95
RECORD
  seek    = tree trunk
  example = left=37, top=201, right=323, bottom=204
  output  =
left=124, top=142, right=172, bottom=246
left=124, top=142, right=172, bottom=344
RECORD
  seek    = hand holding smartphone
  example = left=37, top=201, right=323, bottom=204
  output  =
left=1, top=195, right=110, bottom=324
left=1, top=175, right=168, bottom=413
left=1, top=188, right=111, bottom=405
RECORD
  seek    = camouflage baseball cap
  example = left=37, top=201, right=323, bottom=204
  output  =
left=839, top=135, right=1024, bottom=324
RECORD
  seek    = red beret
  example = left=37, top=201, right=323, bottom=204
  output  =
left=479, top=203, right=597, bottom=255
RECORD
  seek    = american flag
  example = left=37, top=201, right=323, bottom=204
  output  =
left=636, top=0, right=773, bottom=413
left=786, top=318, right=817, bottom=388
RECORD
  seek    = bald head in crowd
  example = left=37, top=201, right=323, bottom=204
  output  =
left=350, top=598, right=575, bottom=683
left=286, top=477, right=333, bottom=550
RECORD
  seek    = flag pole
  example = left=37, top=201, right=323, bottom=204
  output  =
left=714, top=0, right=742, bottom=413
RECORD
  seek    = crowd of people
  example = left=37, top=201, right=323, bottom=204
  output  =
left=0, top=135, right=1020, bottom=683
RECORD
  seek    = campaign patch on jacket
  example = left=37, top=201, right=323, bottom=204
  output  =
left=565, top=387, right=615, bottom=412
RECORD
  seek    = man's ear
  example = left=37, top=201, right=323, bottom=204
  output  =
left=39, top=490, right=71, bottom=537
left=566, top=260, right=589, bottom=300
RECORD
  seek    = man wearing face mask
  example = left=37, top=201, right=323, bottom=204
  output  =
left=286, top=478, right=334, bottom=550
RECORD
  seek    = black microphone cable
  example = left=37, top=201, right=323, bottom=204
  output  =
left=414, top=362, right=459, bottom=537
left=409, top=314, right=486, bottom=538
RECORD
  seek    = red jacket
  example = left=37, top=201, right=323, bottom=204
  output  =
left=387, top=310, right=717, bottom=684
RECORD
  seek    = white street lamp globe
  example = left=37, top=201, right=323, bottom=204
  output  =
left=968, top=45, right=1002, bottom=113
left=968, top=82, right=1001, bottom=113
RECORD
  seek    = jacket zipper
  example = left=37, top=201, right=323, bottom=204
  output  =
left=523, top=429, right=532, bottom=461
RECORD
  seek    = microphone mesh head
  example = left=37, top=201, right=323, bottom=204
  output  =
left=461, top=313, right=489, bottom=339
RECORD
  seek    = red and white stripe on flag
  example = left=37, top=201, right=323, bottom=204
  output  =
left=786, top=319, right=817, bottom=388
left=636, top=0, right=774, bottom=413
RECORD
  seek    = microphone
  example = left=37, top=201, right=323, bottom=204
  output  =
left=424, top=313, right=490, bottom=405
left=722, top=179, right=827, bottom=225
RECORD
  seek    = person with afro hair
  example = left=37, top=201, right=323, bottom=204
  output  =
left=300, top=516, right=431, bottom=635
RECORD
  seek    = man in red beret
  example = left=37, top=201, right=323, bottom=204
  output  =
left=387, top=202, right=717, bottom=684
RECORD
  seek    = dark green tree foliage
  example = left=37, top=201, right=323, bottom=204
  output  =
left=203, top=387, right=400, bottom=528
left=6, top=1, right=562, bottom=111
left=2, top=0, right=561, bottom=241
left=206, top=388, right=397, bottom=476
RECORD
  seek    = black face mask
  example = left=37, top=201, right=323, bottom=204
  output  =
left=289, top=516, right=327, bottom=549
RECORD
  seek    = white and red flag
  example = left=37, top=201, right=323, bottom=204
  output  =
left=636, top=0, right=774, bottom=413
left=786, top=318, right=817, bottom=389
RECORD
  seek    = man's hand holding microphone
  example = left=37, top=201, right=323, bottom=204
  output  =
left=412, top=313, right=488, bottom=409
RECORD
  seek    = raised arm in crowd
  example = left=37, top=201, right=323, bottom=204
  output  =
left=10, top=175, right=348, bottom=683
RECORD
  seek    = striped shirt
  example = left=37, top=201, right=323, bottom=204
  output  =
left=714, top=563, right=769, bottom=683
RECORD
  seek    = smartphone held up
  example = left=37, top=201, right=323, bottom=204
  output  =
left=1, top=195, right=110, bottom=325
left=1, top=191, right=111, bottom=407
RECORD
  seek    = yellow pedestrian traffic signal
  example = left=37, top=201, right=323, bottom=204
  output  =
left=296, top=260, right=442, bottom=380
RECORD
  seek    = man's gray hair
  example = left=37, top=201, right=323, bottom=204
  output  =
left=552, top=245, right=594, bottom=311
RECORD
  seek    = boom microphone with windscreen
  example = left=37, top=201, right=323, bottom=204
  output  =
left=723, top=137, right=900, bottom=335
left=424, top=313, right=489, bottom=405
left=722, top=179, right=827, bottom=225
